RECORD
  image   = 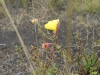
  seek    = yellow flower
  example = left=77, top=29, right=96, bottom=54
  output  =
left=44, top=19, right=59, bottom=31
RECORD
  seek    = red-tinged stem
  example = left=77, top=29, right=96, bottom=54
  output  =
left=55, top=22, right=60, bottom=44
left=43, top=49, right=54, bottom=75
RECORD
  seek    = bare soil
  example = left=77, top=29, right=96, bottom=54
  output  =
left=0, top=10, right=100, bottom=75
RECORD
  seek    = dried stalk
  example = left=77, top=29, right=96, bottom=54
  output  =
left=66, top=0, right=73, bottom=75
left=0, top=0, right=36, bottom=75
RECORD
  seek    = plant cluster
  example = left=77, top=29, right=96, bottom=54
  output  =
left=15, top=18, right=100, bottom=75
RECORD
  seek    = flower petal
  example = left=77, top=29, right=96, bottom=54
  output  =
left=44, top=19, right=59, bottom=31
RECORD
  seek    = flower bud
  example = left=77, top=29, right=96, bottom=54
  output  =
left=42, top=43, right=52, bottom=49
left=31, top=19, right=38, bottom=24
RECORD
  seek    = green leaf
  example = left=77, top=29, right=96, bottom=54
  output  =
left=90, top=54, right=96, bottom=66
left=82, top=58, right=87, bottom=65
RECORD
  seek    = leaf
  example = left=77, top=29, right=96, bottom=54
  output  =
left=56, top=44, right=61, bottom=50
left=95, top=59, right=100, bottom=68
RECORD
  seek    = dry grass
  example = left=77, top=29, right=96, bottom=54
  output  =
left=0, top=0, right=100, bottom=75
left=73, top=0, right=100, bottom=13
